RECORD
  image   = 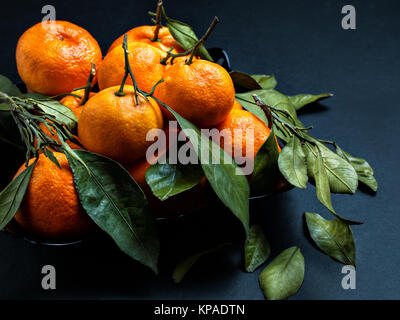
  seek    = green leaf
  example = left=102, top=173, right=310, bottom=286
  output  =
left=145, top=162, right=204, bottom=201
left=66, top=150, right=159, bottom=273
left=0, top=75, right=21, bottom=96
left=304, top=140, right=358, bottom=194
left=0, top=75, right=22, bottom=111
left=251, top=129, right=280, bottom=194
left=335, top=146, right=377, bottom=192
left=0, top=161, right=35, bottom=230
left=278, top=136, right=308, bottom=189
left=165, top=17, right=213, bottom=61
left=33, top=99, right=77, bottom=131
left=251, top=74, right=277, bottom=90
left=305, top=212, right=356, bottom=266
left=236, top=88, right=298, bottom=126
left=235, top=93, right=269, bottom=125
left=259, top=246, right=304, bottom=300
left=157, top=101, right=250, bottom=235
left=313, top=148, right=335, bottom=213
left=229, top=71, right=262, bottom=92
left=172, top=243, right=229, bottom=283
left=289, top=93, right=332, bottom=111
left=244, top=225, right=271, bottom=272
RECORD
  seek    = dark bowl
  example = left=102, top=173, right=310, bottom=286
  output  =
left=1, top=47, right=292, bottom=246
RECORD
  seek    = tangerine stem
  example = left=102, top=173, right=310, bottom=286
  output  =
left=186, top=16, right=219, bottom=65
left=115, top=34, right=139, bottom=104
left=151, top=0, right=163, bottom=42
left=80, top=62, right=96, bottom=105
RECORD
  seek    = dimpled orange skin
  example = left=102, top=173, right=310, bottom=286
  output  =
left=78, top=85, right=164, bottom=164
left=14, top=153, right=94, bottom=240
left=98, top=41, right=166, bottom=92
left=232, top=100, right=243, bottom=110
left=16, top=21, right=102, bottom=96
left=155, top=59, right=235, bottom=128
left=59, top=88, right=95, bottom=120
left=216, top=109, right=280, bottom=161
left=108, top=25, right=184, bottom=53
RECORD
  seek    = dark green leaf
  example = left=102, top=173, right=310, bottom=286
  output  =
left=335, top=146, right=377, bottom=192
left=229, top=71, right=262, bottom=92
left=0, top=161, right=35, bottom=230
left=259, top=246, right=304, bottom=300
left=34, top=99, right=77, bottom=131
left=165, top=17, right=213, bottom=61
left=251, top=74, right=277, bottom=90
left=0, top=111, right=25, bottom=150
left=0, top=75, right=21, bottom=96
left=251, top=129, right=280, bottom=195
left=278, top=136, right=308, bottom=189
left=245, top=225, right=271, bottom=272
left=304, top=140, right=358, bottom=194
left=235, top=93, right=269, bottom=125
left=66, top=150, right=159, bottom=273
left=289, top=93, right=332, bottom=111
left=305, top=212, right=356, bottom=266
left=172, top=243, right=229, bottom=283
left=159, top=102, right=250, bottom=235
left=313, top=148, right=335, bottom=213
left=0, top=75, right=22, bottom=111
left=145, top=162, right=204, bottom=201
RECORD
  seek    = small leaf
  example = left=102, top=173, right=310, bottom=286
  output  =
left=313, top=148, right=335, bottom=213
left=0, top=75, right=21, bottom=96
left=245, top=225, right=271, bottom=272
left=173, top=243, right=230, bottom=283
left=289, top=93, right=332, bottom=111
left=278, top=136, right=308, bottom=189
left=0, top=161, right=35, bottom=230
left=235, top=93, right=269, bottom=125
left=305, top=212, right=356, bottom=266
left=335, top=146, right=377, bottom=192
left=251, top=129, right=280, bottom=194
left=259, top=246, right=305, bottom=300
left=165, top=17, right=213, bottom=61
left=34, top=99, right=77, bottom=131
left=145, top=162, right=204, bottom=201
left=251, top=74, right=277, bottom=90
left=0, top=75, right=22, bottom=111
left=229, top=71, right=262, bottom=92
left=66, top=150, right=159, bottom=273
left=156, top=101, right=250, bottom=235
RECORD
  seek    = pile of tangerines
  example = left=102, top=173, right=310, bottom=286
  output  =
left=11, top=16, right=279, bottom=241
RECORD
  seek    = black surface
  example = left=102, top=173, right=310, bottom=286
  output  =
left=0, top=0, right=399, bottom=299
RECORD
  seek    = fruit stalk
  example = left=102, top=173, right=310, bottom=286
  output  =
left=151, top=0, right=163, bottom=42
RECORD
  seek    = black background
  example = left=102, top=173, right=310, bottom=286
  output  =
left=0, top=0, right=399, bottom=299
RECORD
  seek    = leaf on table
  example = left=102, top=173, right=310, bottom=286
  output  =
left=173, top=243, right=230, bottom=283
left=251, top=74, right=277, bottom=90
left=305, top=212, right=356, bottom=266
left=335, top=146, right=377, bottom=192
left=0, top=161, right=35, bottom=230
left=165, top=16, right=213, bottom=61
left=289, top=93, right=332, bottom=111
left=66, top=150, right=159, bottom=273
left=145, top=161, right=204, bottom=201
left=244, top=225, right=271, bottom=272
left=278, top=136, right=308, bottom=189
left=259, top=246, right=305, bottom=300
